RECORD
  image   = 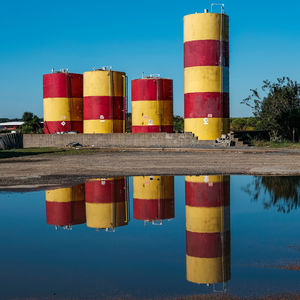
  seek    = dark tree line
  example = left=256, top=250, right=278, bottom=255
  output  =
left=242, top=77, right=300, bottom=142
left=244, top=176, right=300, bottom=213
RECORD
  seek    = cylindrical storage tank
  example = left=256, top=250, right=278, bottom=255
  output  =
left=133, top=176, right=174, bottom=222
left=43, top=71, right=83, bottom=134
left=85, top=177, right=128, bottom=230
left=131, top=76, right=173, bottom=133
left=46, top=184, right=85, bottom=227
left=83, top=69, right=126, bottom=133
left=185, top=175, right=230, bottom=285
left=184, top=11, right=229, bottom=140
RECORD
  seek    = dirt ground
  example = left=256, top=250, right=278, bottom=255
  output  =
left=0, top=147, right=300, bottom=189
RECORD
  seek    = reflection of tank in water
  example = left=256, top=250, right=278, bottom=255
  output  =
left=133, top=176, right=174, bottom=225
left=85, top=177, right=128, bottom=231
left=45, top=184, right=86, bottom=230
left=185, top=175, right=230, bottom=289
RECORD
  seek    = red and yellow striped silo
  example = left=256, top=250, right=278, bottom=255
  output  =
left=83, top=69, right=126, bottom=133
left=85, top=177, right=128, bottom=230
left=46, top=184, right=86, bottom=228
left=185, top=175, right=230, bottom=285
left=133, top=176, right=174, bottom=222
left=184, top=10, right=229, bottom=140
left=43, top=70, right=83, bottom=134
left=131, top=76, right=173, bottom=133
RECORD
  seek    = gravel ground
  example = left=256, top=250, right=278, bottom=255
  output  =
left=0, top=147, right=300, bottom=189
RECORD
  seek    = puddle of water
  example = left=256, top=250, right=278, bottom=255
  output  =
left=0, top=175, right=299, bottom=299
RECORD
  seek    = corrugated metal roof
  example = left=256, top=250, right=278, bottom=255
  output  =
left=0, top=122, right=24, bottom=126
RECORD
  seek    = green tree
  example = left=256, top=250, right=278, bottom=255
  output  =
left=242, top=77, right=300, bottom=141
left=174, top=115, right=184, bottom=133
left=21, top=112, right=43, bottom=134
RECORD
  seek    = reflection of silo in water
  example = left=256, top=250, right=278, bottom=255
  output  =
left=85, top=178, right=128, bottom=231
left=46, top=184, right=86, bottom=229
left=185, top=175, right=230, bottom=287
left=133, top=176, right=174, bottom=225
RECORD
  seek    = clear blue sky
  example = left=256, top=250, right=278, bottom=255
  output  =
left=1, top=0, right=300, bottom=119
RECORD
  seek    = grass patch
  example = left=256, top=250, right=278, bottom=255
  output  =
left=252, top=140, right=300, bottom=148
left=0, top=147, right=99, bottom=159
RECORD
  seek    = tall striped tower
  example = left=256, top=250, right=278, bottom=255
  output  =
left=184, top=9, right=229, bottom=140
left=43, top=70, right=83, bottom=134
left=83, top=68, right=126, bottom=133
left=85, top=178, right=128, bottom=231
left=131, top=76, right=173, bottom=133
left=185, top=175, right=230, bottom=287
left=133, top=176, right=174, bottom=224
left=46, top=184, right=86, bottom=229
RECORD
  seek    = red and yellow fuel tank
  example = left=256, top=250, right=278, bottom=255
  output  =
left=132, top=76, right=173, bottom=133
left=43, top=70, right=83, bottom=134
left=83, top=68, right=126, bottom=133
left=184, top=11, right=229, bottom=140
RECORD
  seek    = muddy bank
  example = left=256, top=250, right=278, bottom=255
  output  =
left=0, top=147, right=300, bottom=189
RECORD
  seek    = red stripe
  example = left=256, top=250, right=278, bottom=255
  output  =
left=184, top=40, right=229, bottom=68
left=185, top=181, right=230, bottom=207
left=43, top=73, right=68, bottom=98
left=44, top=121, right=72, bottom=134
left=83, top=96, right=124, bottom=120
left=43, top=73, right=83, bottom=98
left=184, top=93, right=229, bottom=118
left=71, top=121, right=83, bottom=133
left=85, top=179, right=126, bottom=203
left=186, top=231, right=230, bottom=258
left=132, top=78, right=173, bottom=101
left=132, top=125, right=173, bottom=133
left=133, top=198, right=174, bottom=220
left=46, top=201, right=86, bottom=226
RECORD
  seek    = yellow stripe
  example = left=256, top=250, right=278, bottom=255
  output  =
left=185, top=175, right=224, bottom=183
left=83, top=119, right=113, bottom=133
left=132, top=100, right=173, bottom=126
left=186, top=255, right=230, bottom=284
left=70, top=98, right=83, bottom=121
left=133, top=176, right=174, bottom=199
left=86, top=202, right=127, bottom=229
left=184, top=13, right=229, bottom=42
left=83, top=70, right=125, bottom=97
left=184, top=66, right=222, bottom=93
left=46, top=185, right=84, bottom=202
left=185, top=118, right=227, bottom=140
left=186, top=206, right=230, bottom=233
left=43, top=98, right=71, bottom=121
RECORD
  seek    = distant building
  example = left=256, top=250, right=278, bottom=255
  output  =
left=0, top=121, right=24, bottom=132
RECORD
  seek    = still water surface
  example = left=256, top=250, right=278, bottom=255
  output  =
left=0, top=175, right=299, bottom=299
